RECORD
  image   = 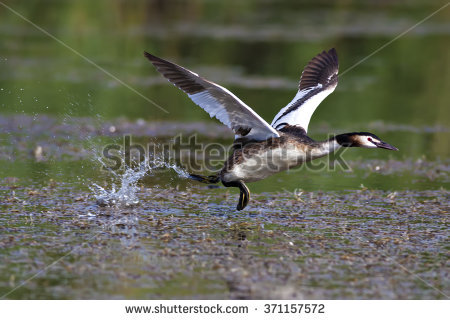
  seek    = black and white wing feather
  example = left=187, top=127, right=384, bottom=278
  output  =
left=144, top=52, right=280, bottom=141
left=271, top=48, right=338, bottom=133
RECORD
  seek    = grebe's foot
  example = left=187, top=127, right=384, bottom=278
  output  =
left=188, top=173, right=220, bottom=184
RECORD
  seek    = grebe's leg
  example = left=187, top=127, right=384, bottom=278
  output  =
left=236, top=181, right=250, bottom=211
left=222, top=180, right=250, bottom=211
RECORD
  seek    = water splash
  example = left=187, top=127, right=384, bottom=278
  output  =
left=148, top=152, right=190, bottom=179
left=90, top=151, right=190, bottom=208
left=91, top=167, right=146, bottom=207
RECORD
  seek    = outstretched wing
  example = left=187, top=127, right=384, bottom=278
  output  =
left=144, top=52, right=280, bottom=141
left=271, top=48, right=338, bottom=133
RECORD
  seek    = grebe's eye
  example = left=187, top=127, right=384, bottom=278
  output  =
left=367, top=137, right=372, bottom=142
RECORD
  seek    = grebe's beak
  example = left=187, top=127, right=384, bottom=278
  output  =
left=374, top=140, right=398, bottom=151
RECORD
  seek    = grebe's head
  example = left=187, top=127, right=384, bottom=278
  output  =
left=336, top=132, right=398, bottom=151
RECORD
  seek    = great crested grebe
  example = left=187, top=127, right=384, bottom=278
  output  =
left=144, top=48, right=398, bottom=210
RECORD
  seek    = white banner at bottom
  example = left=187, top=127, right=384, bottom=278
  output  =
left=1, top=300, right=448, bottom=320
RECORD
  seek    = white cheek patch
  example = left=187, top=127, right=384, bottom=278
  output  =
left=363, top=137, right=377, bottom=148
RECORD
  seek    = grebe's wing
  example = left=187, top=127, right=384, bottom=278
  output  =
left=271, top=48, right=338, bottom=133
left=145, top=52, right=279, bottom=141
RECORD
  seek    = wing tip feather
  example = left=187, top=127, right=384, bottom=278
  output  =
left=299, top=48, right=339, bottom=91
left=144, top=51, right=161, bottom=63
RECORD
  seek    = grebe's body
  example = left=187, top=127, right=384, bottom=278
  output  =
left=220, top=127, right=339, bottom=183
left=145, top=49, right=398, bottom=210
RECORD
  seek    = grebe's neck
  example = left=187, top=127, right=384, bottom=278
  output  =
left=313, top=132, right=364, bottom=157
left=315, top=136, right=342, bottom=157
